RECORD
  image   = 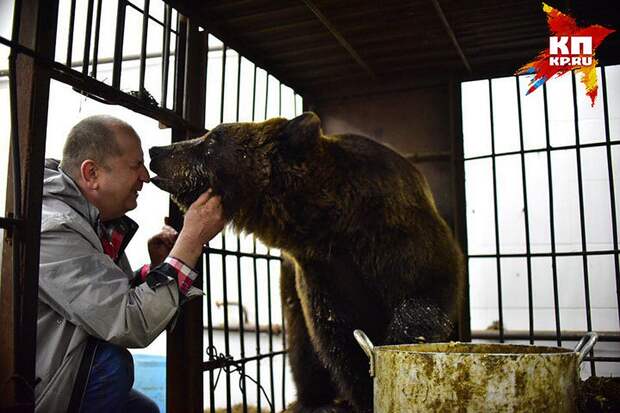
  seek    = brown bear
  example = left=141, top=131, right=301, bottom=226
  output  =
left=149, top=112, right=465, bottom=413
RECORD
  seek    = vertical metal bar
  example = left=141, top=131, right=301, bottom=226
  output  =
left=66, top=0, right=76, bottom=66
left=451, top=78, right=471, bottom=342
left=264, top=73, right=269, bottom=120
left=236, top=53, right=241, bottom=124
left=267, top=254, right=275, bottom=412
left=234, top=54, right=249, bottom=413
left=601, top=67, right=620, bottom=327
left=112, top=0, right=126, bottom=89
left=138, top=0, right=150, bottom=94
left=571, top=70, right=596, bottom=374
left=488, top=79, right=504, bottom=342
left=91, top=0, right=102, bottom=77
left=252, top=65, right=257, bottom=121
left=278, top=81, right=287, bottom=410
left=220, top=44, right=227, bottom=124
left=516, top=76, right=535, bottom=344
left=253, top=237, right=262, bottom=413
left=543, top=83, right=563, bottom=346
left=205, top=254, right=216, bottom=413
left=237, top=239, right=248, bottom=413
left=161, top=4, right=172, bottom=108
left=222, top=235, right=232, bottom=413
left=81, top=0, right=94, bottom=75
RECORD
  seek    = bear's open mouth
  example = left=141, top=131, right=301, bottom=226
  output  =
left=150, top=175, right=174, bottom=192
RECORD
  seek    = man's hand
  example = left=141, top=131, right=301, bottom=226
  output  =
left=148, top=224, right=178, bottom=266
left=169, top=190, right=227, bottom=268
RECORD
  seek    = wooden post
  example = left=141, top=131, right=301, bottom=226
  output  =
left=166, top=15, right=208, bottom=413
left=0, top=0, right=59, bottom=411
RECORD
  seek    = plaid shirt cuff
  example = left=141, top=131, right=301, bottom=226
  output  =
left=165, top=256, right=198, bottom=296
left=139, top=264, right=151, bottom=282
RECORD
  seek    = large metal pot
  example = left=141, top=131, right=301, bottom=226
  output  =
left=354, top=330, right=597, bottom=412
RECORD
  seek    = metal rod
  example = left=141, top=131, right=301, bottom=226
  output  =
left=570, top=70, right=596, bottom=374
left=0, top=217, right=24, bottom=229
left=138, top=0, right=150, bottom=94
left=82, top=0, right=94, bottom=75
left=278, top=82, right=287, bottom=411
left=601, top=67, right=620, bottom=328
left=125, top=0, right=178, bottom=35
left=112, top=0, right=126, bottom=89
left=430, top=0, right=472, bottom=73
left=205, top=253, right=216, bottom=413
left=161, top=4, right=171, bottom=109
left=253, top=237, right=262, bottom=413
left=234, top=63, right=248, bottom=412
left=251, top=64, right=257, bottom=122
left=472, top=330, right=620, bottom=342
left=220, top=45, right=227, bottom=124
left=236, top=52, right=241, bottom=124
left=515, top=76, right=534, bottom=344
left=463, top=140, right=620, bottom=162
left=264, top=73, right=269, bottom=120
left=66, top=0, right=76, bottom=67
left=91, top=0, right=102, bottom=78
left=221, top=235, right=232, bottom=413
left=488, top=79, right=504, bottom=342
left=267, top=255, right=275, bottom=413
left=203, top=350, right=288, bottom=371
left=543, top=83, right=562, bottom=347
left=469, top=249, right=620, bottom=258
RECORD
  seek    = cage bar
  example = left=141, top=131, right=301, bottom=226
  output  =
left=542, top=83, right=563, bottom=346
left=601, top=68, right=620, bottom=328
left=81, top=0, right=94, bottom=75
left=488, top=79, right=505, bottom=342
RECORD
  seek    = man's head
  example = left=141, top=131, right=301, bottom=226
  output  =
left=60, top=115, right=150, bottom=221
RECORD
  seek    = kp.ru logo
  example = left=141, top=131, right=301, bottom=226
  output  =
left=516, top=3, right=615, bottom=106
left=549, top=36, right=592, bottom=66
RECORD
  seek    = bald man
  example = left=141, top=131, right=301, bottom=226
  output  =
left=36, top=115, right=225, bottom=412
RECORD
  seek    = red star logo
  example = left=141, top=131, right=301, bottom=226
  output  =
left=516, top=3, right=615, bottom=106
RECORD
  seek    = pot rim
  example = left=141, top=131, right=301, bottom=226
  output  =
left=373, top=341, right=577, bottom=357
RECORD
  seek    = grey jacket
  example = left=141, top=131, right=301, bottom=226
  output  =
left=35, top=160, right=189, bottom=412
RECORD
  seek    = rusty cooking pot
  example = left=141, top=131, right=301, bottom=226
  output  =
left=354, top=329, right=598, bottom=412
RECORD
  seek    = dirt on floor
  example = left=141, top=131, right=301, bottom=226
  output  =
left=579, top=377, right=620, bottom=412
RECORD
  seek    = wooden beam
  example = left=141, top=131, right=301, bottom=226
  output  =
left=430, top=0, right=472, bottom=73
left=302, top=0, right=375, bottom=78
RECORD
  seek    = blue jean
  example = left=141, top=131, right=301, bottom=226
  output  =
left=79, top=341, right=159, bottom=413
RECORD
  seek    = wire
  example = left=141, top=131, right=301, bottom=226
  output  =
left=206, top=345, right=274, bottom=412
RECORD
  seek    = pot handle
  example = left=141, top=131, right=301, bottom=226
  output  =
left=573, top=332, right=598, bottom=364
left=353, top=329, right=375, bottom=377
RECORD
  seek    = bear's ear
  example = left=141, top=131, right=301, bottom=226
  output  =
left=281, top=112, right=321, bottom=149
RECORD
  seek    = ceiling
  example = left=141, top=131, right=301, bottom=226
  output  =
left=165, top=0, right=620, bottom=101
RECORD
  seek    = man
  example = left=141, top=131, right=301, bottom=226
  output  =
left=35, top=115, right=226, bottom=412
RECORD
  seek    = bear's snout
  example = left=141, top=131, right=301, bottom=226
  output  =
left=149, top=145, right=169, bottom=160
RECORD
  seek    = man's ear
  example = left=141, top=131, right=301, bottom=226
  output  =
left=79, top=159, right=100, bottom=190
left=281, top=112, right=321, bottom=150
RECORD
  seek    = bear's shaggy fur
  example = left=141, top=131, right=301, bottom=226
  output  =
left=149, top=113, right=464, bottom=413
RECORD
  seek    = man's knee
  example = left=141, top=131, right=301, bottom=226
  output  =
left=95, top=342, right=135, bottom=391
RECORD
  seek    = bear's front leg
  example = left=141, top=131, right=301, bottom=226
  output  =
left=295, top=261, right=386, bottom=413
left=281, top=260, right=347, bottom=413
